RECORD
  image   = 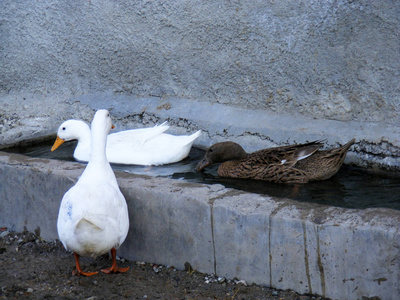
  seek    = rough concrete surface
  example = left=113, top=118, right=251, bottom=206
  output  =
left=1, top=94, right=399, bottom=171
left=0, top=152, right=399, bottom=300
left=1, top=0, right=399, bottom=169
left=1, top=1, right=399, bottom=122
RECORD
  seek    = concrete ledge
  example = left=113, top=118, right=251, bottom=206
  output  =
left=1, top=94, right=399, bottom=171
left=0, top=151, right=399, bottom=300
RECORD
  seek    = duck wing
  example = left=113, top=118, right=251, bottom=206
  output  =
left=249, top=140, right=324, bottom=166
left=295, top=138, right=355, bottom=181
left=218, top=158, right=311, bottom=183
left=217, top=141, right=323, bottom=183
left=135, top=130, right=201, bottom=165
left=108, top=122, right=170, bottom=147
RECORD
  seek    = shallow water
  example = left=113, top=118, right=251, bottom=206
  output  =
left=5, top=139, right=400, bottom=211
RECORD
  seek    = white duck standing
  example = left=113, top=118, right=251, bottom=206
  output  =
left=57, top=109, right=130, bottom=276
left=51, top=120, right=201, bottom=165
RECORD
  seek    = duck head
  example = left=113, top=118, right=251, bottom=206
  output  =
left=195, top=141, right=247, bottom=171
left=91, top=109, right=114, bottom=136
left=51, top=120, right=90, bottom=151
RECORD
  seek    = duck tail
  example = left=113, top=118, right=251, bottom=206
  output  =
left=76, top=214, right=105, bottom=232
left=182, top=130, right=201, bottom=147
left=340, top=138, right=356, bottom=151
left=189, top=130, right=202, bottom=141
left=323, top=138, right=356, bottom=161
left=157, top=121, right=170, bottom=129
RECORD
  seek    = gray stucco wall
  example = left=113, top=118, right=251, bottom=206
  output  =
left=1, top=2, right=399, bottom=298
left=1, top=0, right=399, bottom=168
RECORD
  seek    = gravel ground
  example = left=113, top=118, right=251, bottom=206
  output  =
left=0, top=228, right=329, bottom=300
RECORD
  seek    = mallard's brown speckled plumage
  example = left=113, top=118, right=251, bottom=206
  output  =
left=195, top=139, right=355, bottom=184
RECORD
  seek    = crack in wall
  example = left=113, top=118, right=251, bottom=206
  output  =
left=209, top=199, right=217, bottom=275
left=120, top=112, right=202, bottom=133
left=268, top=204, right=286, bottom=288
left=238, top=131, right=276, bottom=142
left=206, top=189, right=247, bottom=276
left=302, top=221, right=313, bottom=295
left=207, top=195, right=219, bottom=276
left=116, top=112, right=400, bottom=171
left=354, top=139, right=400, bottom=158
left=316, top=226, right=326, bottom=297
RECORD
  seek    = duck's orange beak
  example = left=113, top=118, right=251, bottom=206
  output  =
left=51, top=136, right=65, bottom=151
left=111, top=124, right=115, bottom=129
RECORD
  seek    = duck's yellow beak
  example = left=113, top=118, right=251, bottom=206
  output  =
left=51, top=136, right=65, bottom=151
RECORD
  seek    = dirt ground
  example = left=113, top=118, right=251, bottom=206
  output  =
left=0, top=229, right=328, bottom=300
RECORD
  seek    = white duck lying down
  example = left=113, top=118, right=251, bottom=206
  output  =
left=57, top=109, right=130, bottom=276
left=51, top=120, right=201, bottom=165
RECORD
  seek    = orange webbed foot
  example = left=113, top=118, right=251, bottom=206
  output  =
left=101, top=266, right=129, bottom=274
left=101, top=248, right=129, bottom=274
left=72, top=269, right=99, bottom=276
left=72, top=252, right=99, bottom=276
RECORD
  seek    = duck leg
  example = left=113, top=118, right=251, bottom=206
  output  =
left=72, top=252, right=98, bottom=276
left=101, top=248, right=130, bottom=274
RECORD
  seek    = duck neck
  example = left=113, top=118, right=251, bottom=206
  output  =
left=80, top=126, right=92, bottom=147
left=88, top=125, right=108, bottom=165
left=76, top=126, right=92, bottom=152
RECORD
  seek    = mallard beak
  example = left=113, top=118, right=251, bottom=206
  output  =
left=195, top=158, right=210, bottom=172
left=51, top=136, right=65, bottom=151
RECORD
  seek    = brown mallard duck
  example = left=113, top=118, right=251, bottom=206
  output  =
left=195, top=139, right=356, bottom=184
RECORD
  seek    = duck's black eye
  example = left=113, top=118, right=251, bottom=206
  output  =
left=62, top=127, right=66, bottom=131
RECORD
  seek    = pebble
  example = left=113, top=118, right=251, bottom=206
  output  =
left=26, top=288, right=33, bottom=293
left=203, top=275, right=249, bottom=286
left=235, top=279, right=247, bottom=286
left=0, top=230, right=9, bottom=238
left=152, top=265, right=161, bottom=273
left=217, top=277, right=226, bottom=283
left=204, top=274, right=225, bottom=284
left=272, top=291, right=279, bottom=296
